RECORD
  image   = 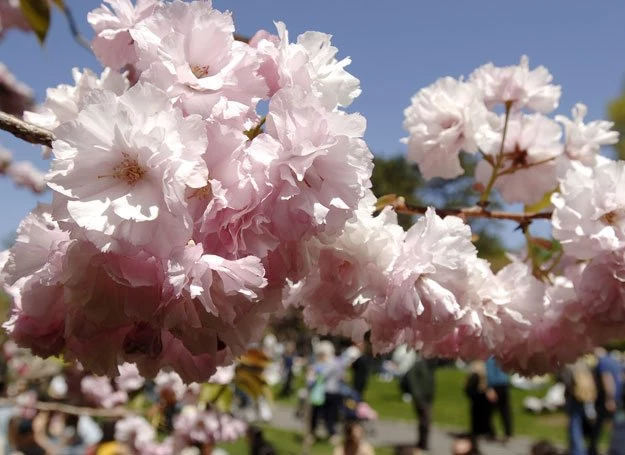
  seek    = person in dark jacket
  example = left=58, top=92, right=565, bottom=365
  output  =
left=351, top=341, right=373, bottom=399
left=464, top=361, right=494, bottom=441
left=401, top=352, right=437, bottom=451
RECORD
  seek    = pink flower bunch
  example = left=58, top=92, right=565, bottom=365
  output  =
left=402, top=56, right=618, bottom=206
left=81, top=375, right=129, bottom=408
left=115, top=416, right=157, bottom=451
left=0, top=62, right=34, bottom=116
left=0, top=0, right=30, bottom=39
left=5, top=0, right=371, bottom=382
left=0, top=147, right=46, bottom=193
left=173, top=406, right=247, bottom=449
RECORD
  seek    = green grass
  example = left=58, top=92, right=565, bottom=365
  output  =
left=275, top=366, right=569, bottom=444
left=218, top=426, right=395, bottom=455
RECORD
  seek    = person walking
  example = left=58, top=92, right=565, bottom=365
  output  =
left=560, top=358, right=596, bottom=455
left=350, top=342, right=373, bottom=400
left=590, top=347, right=623, bottom=455
left=402, top=352, right=437, bottom=452
left=485, top=357, right=513, bottom=442
left=307, top=341, right=346, bottom=444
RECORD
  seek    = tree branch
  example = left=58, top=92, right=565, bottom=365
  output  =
left=389, top=197, right=552, bottom=223
left=0, top=112, right=53, bottom=148
left=0, top=397, right=130, bottom=418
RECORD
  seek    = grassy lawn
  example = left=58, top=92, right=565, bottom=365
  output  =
left=366, top=366, right=567, bottom=443
left=274, top=366, right=569, bottom=444
left=218, top=426, right=396, bottom=454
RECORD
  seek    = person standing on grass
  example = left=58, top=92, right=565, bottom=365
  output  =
left=560, top=358, right=596, bottom=455
left=464, top=361, right=494, bottom=443
left=590, top=347, right=623, bottom=455
left=307, top=341, right=345, bottom=444
left=485, top=356, right=513, bottom=442
left=402, top=352, right=437, bottom=452
left=278, top=341, right=296, bottom=398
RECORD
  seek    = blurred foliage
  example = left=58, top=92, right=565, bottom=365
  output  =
left=608, top=90, right=625, bottom=160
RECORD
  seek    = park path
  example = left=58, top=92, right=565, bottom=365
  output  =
left=270, top=404, right=541, bottom=454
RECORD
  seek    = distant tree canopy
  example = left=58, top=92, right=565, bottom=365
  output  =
left=608, top=90, right=625, bottom=160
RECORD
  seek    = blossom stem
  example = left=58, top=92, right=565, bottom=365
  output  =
left=495, top=156, right=556, bottom=178
left=0, top=397, right=129, bottom=418
left=479, top=101, right=513, bottom=205
left=0, top=112, right=54, bottom=148
left=389, top=197, right=552, bottom=223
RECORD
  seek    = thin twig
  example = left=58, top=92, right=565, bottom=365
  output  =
left=390, top=198, right=552, bottom=223
left=59, top=4, right=91, bottom=51
left=0, top=112, right=54, bottom=147
left=0, top=397, right=131, bottom=418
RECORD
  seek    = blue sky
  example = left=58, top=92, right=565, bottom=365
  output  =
left=1, top=1, right=625, bottom=245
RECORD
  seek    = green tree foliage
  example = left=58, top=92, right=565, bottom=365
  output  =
left=608, top=89, right=625, bottom=160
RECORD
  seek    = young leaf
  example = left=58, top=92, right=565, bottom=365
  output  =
left=19, top=0, right=51, bottom=44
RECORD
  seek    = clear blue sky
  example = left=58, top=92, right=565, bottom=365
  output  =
left=1, top=1, right=625, bottom=245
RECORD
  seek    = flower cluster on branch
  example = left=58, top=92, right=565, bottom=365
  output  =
left=0, top=0, right=624, bottom=380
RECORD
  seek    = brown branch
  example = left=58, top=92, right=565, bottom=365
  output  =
left=390, top=198, right=552, bottom=223
left=0, top=397, right=131, bottom=418
left=0, top=112, right=54, bottom=148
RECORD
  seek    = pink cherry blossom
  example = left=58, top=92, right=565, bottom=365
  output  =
left=552, top=159, right=625, bottom=259
left=88, top=0, right=158, bottom=69
left=0, top=63, right=34, bottom=116
left=475, top=113, right=563, bottom=205
left=48, top=83, right=209, bottom=258
left=263, top=86, right=373, bottom=241
left=254, top=22, right=360, bottom=109
left=81, top=375, right=128, bottom=408
left=470, top=55, right=561, bottom=113
left=402, top=77, right=489, bottom=180
left=0, top=0, right=30, bottom=37
left=115, top=362, right=146, bottom=392
left=115, top=416, right=157, bottom=449
left=556, top=103, right=619, bottom=166
left=136, top=1, right=266, bottom=121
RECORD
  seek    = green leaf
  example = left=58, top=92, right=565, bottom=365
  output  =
left=51, top=0, right=64, bottom=8
left=375, top=193, right=398, bottom=211
left=524, top=187, right=558, bottom=213
left=19, top=0, right=51, bottom=44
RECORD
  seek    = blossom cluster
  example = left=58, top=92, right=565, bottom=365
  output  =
left=2, top=0, right=371, bottom=382
left=2, top=0, right=625, bottom=380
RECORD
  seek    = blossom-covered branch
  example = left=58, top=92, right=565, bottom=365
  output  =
left=0, top=397, right=130, bottom=418
left=0, top=111, right=53, bottom=148
left=385, top=195, right=552, bottom=223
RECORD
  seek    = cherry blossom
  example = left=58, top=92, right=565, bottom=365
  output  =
left=0, top=63, right=34, bottom=116
left=475, top=113, right=563, bottom=205
left=556, top=103, right=619, bottom=166
left=402, top=77, right=489, bottom=180
left=115, top=416, right=157, bottom=450
left=469, top=55, right=561, bottom=113
left=552, top=159, right=625, bottom=260
left=48, top=83, right=209, bottom=257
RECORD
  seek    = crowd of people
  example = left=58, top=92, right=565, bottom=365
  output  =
left=0, top=331, right=624, bottom=454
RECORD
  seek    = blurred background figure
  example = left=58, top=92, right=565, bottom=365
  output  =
left=247, top=425, right=276, bottom=455
left=485, top=356, right=513, bottom=442
left=350, top=341, right=374, bottom=400
left=307, top=340, right=345, bottom=444
left=464, top=361, right=493, bottom=443
left=333, top=420, right=375, bottom=455
left=590, top=347, right=623, bottom=455
left=401, top=352, right=437, bottom=452
left=560, top=358, right=596, bottom=455
left=278, top=341, right=296, bottom=399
